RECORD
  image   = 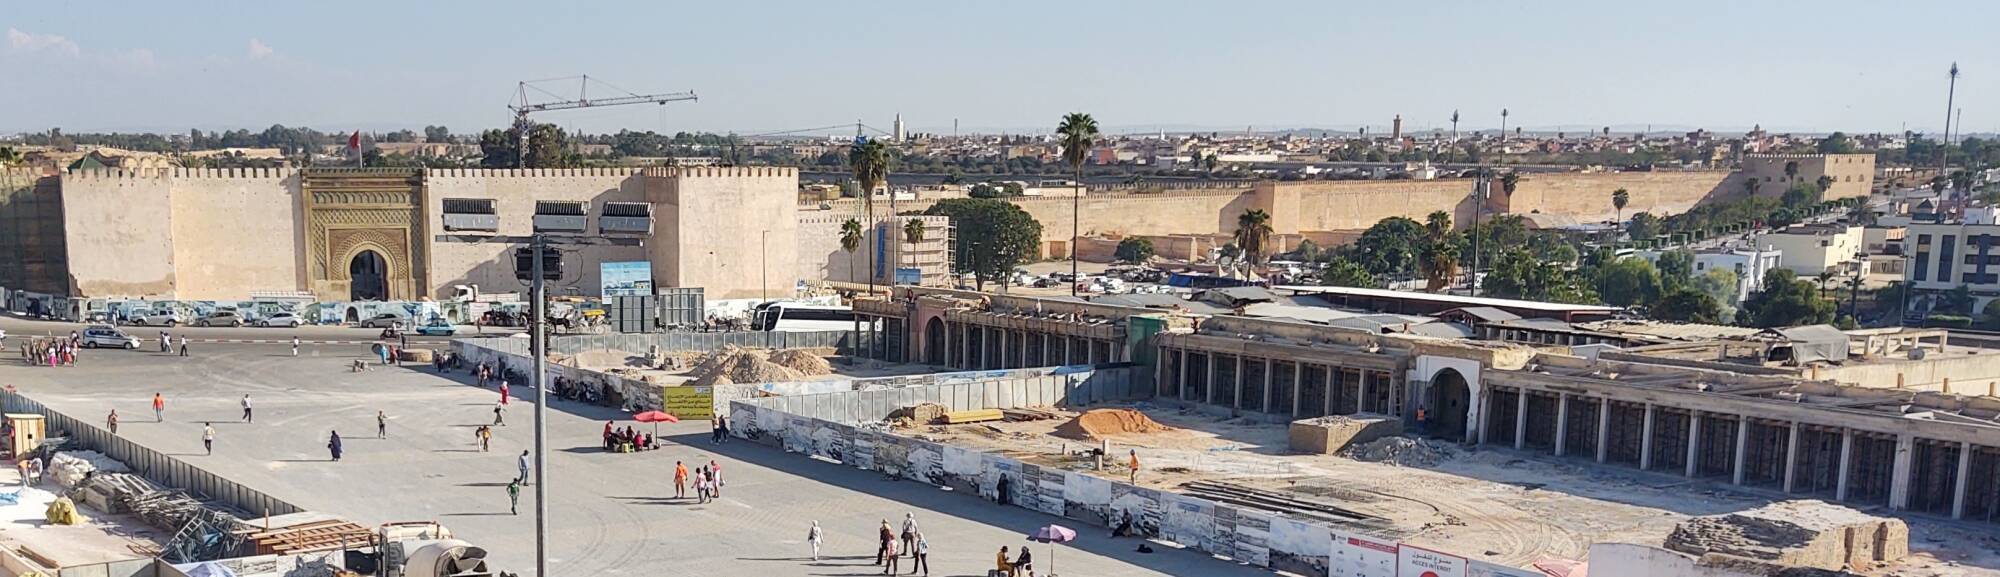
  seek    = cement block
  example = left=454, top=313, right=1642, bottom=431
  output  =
left=1664, top=499, right=1909, bottom=572
left=1288, top=413, right=1402, bottom=455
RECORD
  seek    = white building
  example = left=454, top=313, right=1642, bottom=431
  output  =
left=1904, top=206, right=2000, bottom=310
left=1755, top=223, right=1864, bottom=276
left=1693, top=246, right=1783, bottom=303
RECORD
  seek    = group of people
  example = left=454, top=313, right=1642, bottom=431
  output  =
left=112, top=391, right=357, bottom=462
left=603, top=422, right=657, bottom=452
left=25, top=334, right=80, bottom=367
left=709, top=414, right=732, bottom=444
left=873, top=514, right=933, bottom=575
left=158, top=331, right=190, bottom=356
left=671, top=459, right=723, bottom=503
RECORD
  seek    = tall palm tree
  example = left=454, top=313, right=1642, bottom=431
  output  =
left=1421, top=210, right=1459, bottom=292
left=1815, top=175, right=1834, bottom=193
left=1499, top=171, right=1520, bottom=196
left=850, top=138, right=891, bottom=294
left=1611, top=188, right=1630, bottom=223
left=1816, top=271, right=1835, bottom=300
left=1057, top=112, right=1099, bottom=296
left=1234, top=209, right=1274, bottom=275
left=1743, top=177, right=1762, bottom=197
left=1782, top=160, right=1800, bottom=182
left=902, top=218, right=927, bottom=286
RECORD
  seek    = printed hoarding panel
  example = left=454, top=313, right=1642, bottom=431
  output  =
left=1396, top=543, right=1468, bottom=577
left=602, top=261, right=654, bottom=297
left=1328, top=530, right=1397, bottom=577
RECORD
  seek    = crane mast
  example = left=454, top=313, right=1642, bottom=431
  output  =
left=507, top=75, right=697, bottom=168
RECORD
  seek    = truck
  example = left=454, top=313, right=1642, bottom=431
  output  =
left=444, top=285, right=524, bottom=325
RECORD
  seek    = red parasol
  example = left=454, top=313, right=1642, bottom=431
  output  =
left=633, top=410, right=679, bottom=438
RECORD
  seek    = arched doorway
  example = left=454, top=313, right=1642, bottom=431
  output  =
left=925, top=317, right=947, bottom=365
left=349, top=250, right=388, bottom=301
left=1428, top=368, right=1472, bottom=441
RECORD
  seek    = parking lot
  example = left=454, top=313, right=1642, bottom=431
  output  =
left=0, top=338, right=1268, bottom=577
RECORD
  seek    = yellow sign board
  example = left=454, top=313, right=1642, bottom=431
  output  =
left=662, top=386, right=714, bottom=420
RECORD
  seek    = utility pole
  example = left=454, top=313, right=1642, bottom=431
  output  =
left=1941, top=62, right=1959, bottom=175
left=1472, top=173, right=1488, bottom=296
left=528, top=234, right=549, bottom=577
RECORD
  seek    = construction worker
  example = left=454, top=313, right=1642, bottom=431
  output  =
left=1129, top=449, right=1141, bottom=484
left=1416, top=406, right=1429, bottom=435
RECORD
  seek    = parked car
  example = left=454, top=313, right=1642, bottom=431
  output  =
left=415, top=320, right=458, bottom=336
left=257, top=312, right=304, bottom=328
left=127, top=311, right=184, bottom=326
left=357, top=313, right=409, bottom=329
left=194, top=310, right=245, bottom=327
left=79, top=325, right=141, bottom=349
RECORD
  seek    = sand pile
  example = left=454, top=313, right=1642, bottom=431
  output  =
left=1340, top=436, right=1454, bottom=467
left=1053, top=408, right=1171, bottom=440
left=689, top=346, right=804, bottom=386
left=769, top=349, right=834, bottom=376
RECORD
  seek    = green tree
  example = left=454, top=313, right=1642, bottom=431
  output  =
left=1654, top=288, right=1724, bottom=323
left=1318, top=256, right=1379, bottom=288
left=851, top=138, right=892, bottom=291
left=1350, top=216, right=1427, bottom=277
left=1816, top=132, right=1855, bottom=154
left=1234, top=209, right=1275, bottom=266
left=923, top=198, right=1043, bottom=292
left=1815, top=174, right=1834, bottom=193
left=478, top=129, right=518, bottom=168
left=1951, top=170, right=1975, bottom=194
left=1783, top=160, right=1800, bottom=181
left=1596, top=258, right=1662, bottom=307
left=423, top=125, right=452, bottom=143
left=1611, top=188, right=1630, bottom=223
left=903, top=217, right=927, bottom=279
left=1419, top=211, right=1458, bottom=292
left=1627, top=212, right=1661, bottom=241
left=1693, top=268, right=1741, bottom=319
left=1057, top=112, right=1100, bottom=295
left=0, top=146, right=20, bottom=167
left=1114, top=237, right=1155, bottom=264
left=1779, top=182, right=1823, bottom=211
left=1740, top=269, right=1836, bottom=328
left=1655, top=250, right=1694, bottom=291
left=1499, top=171, right=1520, bottom=196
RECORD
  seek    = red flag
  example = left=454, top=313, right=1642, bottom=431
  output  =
left=348, top=131, right=361, bottom=150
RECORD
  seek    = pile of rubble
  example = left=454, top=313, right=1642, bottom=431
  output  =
left=688, top=346, right=835, bottom=386
left=1664, top=500, right=1908, bottom=573
left=1338, top=436, right=1455, bottom=467
left=888, top=403, right=951, bottom=427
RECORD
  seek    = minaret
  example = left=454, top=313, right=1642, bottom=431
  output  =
left=893, top=114, right=907, bottom=142
left=1391, top=115, right=1403, bottom=141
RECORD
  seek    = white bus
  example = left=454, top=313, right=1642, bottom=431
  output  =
left=752, top=303, right=857, bottom=332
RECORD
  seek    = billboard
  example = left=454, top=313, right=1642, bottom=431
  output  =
left=662, top=386, right=715, bottom=419
left=895, top=267, right=922, bottom=286
left=1329, top=530, right=1398, bottom=577
left=1396, top=543, right=1468, bottom=577
left=602, top=261, right=653, bottom=297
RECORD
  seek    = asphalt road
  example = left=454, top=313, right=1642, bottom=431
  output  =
left=0, top=314, right=471, bottom=346
left=0, top=342, right=1264, bottom=577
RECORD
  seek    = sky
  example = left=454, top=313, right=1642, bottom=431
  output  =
left=4, top=1, right=1997, bottom=137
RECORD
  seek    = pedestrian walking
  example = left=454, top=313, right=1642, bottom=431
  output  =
left=240, top=394, right=253, bottom=423
left=709, top=460, right=723, bottom=497
left=673, top=461, right=688, bottom=499
left=152, top=393, right=165, bottom=422
left=1128, top=449, right=1141, bottom=484
left=107, top=409, right=119, bottom=435
left=177, top=335, right=189, bottom=357
left=202, top=423, right=215, bottom=455
left=900, top=512, right=918, bottom=553
left=718, top=413, right=731, bottom=444
left=807, top=521, right=823, bottom=561
left=506, top=479, right=521, bottom=515
left=499, top=381, right=510, bottom=406
left=377, top=410, right=387, bottom=438
left=910, top=532, right=928, bottom=576
left=159, top=331, right=170, bottom=353
left=516, top=450, right=531, bottom=485
left=877, top=520, right=894, bottom=565
left=492, top=403, right=506, bottom=426
left=328, top=430, right=343, bottom=461
left=291, top=336, right=299, bottom=357
left=709, top=415, right=721, bottom=444
left=882, top=538, right=900, bottom=575
left=476, top=425, right=492, bottom=451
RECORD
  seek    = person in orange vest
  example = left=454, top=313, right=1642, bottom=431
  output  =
left=1416, top=406, right=1429, bottom=435
left=674, top=461, right=688, bottom=499
left=1128, top=449, right=1141, bottom=484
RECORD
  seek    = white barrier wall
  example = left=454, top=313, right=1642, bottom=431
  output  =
left=731, top=380, right=1543, bottom=577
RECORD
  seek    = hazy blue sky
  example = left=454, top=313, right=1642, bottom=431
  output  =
left=4, top=1, right=1995, bottom=136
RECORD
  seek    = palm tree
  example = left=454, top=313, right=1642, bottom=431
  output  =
left=1057, top=112, right=1099, bottom=296
left=1234, top=209, right=1274, bottom=275
left=1612, top=188, right=1630, bottom=223
left=1816, top=270, right=1834, bottom=300
left=840, top=217, right=864, bottom=337
left=850, top=138, right=891, bottom=294
left=1816, top=175, right=1834, bottom=193
left=1499, top=171, right=1520, bottom=196
left=1783, top=160, right=1799, bottom=182
left=1743, top=177, right=1762, bottom=197
left=902, top=218, right=927, bottom=286
left=1421, top=210, right=1459, bottom=292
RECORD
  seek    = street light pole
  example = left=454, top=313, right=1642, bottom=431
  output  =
left=529, top=233, right=550, bottom=577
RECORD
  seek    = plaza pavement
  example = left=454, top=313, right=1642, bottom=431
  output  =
left=0, top=340, right=1269, bottom=577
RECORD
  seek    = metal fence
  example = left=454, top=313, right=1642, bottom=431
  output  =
left=743, top=367, right=1144, bottom=425
left=2, top=391, right=301, bottom=519
left=469, top=330, right=854, bottom=356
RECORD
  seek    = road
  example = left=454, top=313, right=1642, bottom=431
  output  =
left=0, top=341, right=1264, bottom=577
left=0, top=314, right=473, bottom=346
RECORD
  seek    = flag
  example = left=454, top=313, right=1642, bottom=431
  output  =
left=348, top=131, right=361, bottom=150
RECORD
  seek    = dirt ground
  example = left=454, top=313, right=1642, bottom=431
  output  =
left=0, top=469, right=163, bottom=573
left=906, top=403, right=2000, bottom=575
left=559, top=348, right=936, bottom=385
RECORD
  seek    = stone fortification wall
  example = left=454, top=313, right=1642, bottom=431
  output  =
left=63, top=168, right=302, bottom=300
left=60, top=169, right=180, bottom=297
left=1503, top=170, right=1739, bottom=223
left=647, top=167, right=801, bottom=299
left=423, top=168, right=648, bottom=297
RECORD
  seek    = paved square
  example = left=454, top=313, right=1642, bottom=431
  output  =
left=1, top=340, right=1268, bottom=576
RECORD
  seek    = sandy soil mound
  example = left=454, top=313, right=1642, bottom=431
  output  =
left=768, top=349, right=834, bottom=376
left=1339, top=436, right=1455, bottom=467
left=689, top=345, right=804, bottom=386
left=1053, top=408, right=1171, bottom=440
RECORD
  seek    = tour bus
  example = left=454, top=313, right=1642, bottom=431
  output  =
left=751, top=302, right=857, bottom=332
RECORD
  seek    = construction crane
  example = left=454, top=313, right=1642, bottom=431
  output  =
left=508, top=75, right=697, bottom=168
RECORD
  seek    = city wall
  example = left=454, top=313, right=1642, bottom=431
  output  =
left=648, top=167, right=801, bottom=299
left=423, top=168, right=649, bottom=297
left=61, top=168, right=301, bottom=300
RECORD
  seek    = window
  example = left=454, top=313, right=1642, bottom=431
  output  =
left=1939, top=235, right=1957, bottom=280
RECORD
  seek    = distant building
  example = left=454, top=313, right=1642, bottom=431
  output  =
left=1905, top=206, right=2000, bottom=310
left=1740, top=154, right=1875, bottom=200
left=1755, top=223, right=1863, bottom=276
left=1693, top=246, right=1782, bottom=302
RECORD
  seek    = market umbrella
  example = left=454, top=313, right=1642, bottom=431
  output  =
left=1028, top=524, right=1077, bottom=576
left=633, top=410, right=679, bottom=437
